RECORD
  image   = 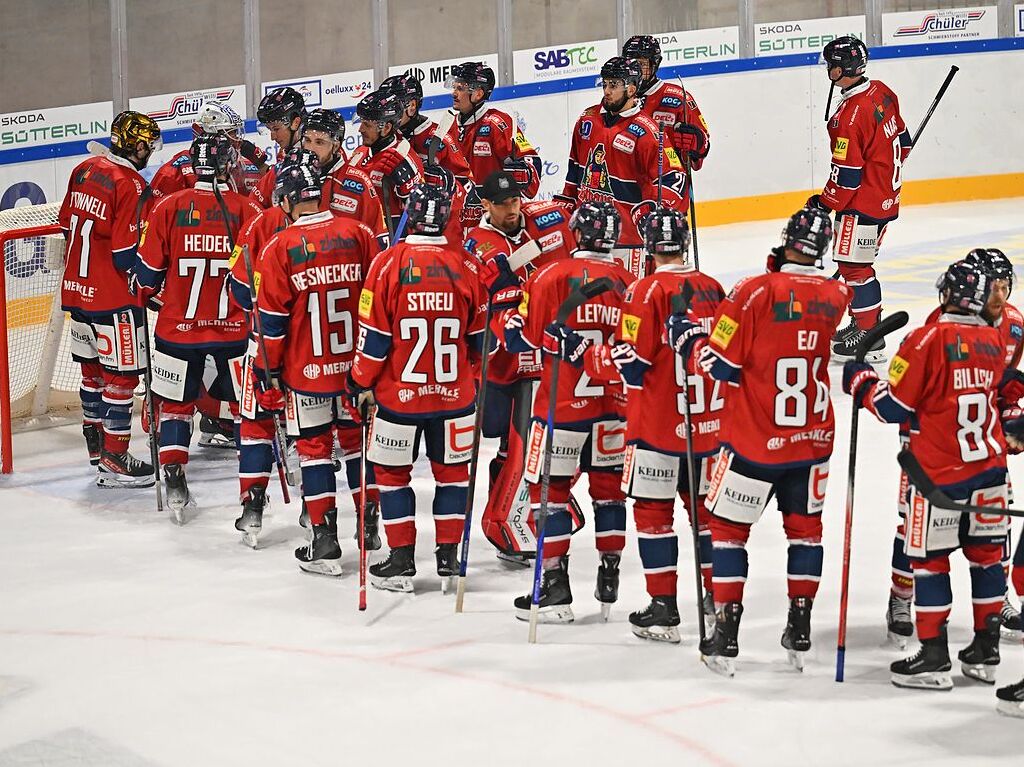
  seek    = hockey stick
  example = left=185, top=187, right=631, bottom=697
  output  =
left=835, top=310, right=909, bottom=682
left=824, top=80, right=835, bottom=125
left=911, top=66, right=959, bottom=148
left=134, top=186, right=163, bottom=511
left=897, top=450, right=1024, bottom=519
left=381, top=177, right=396, bottom=242
left=358, top=401, right=370, bottom=611
left=656, top=120, right=665, bottom=208
left=455, top=297, right=497, bottom=612
left=675, top=78, right=701, bottom=272
left=672, top=285, right=708, bottom=645
left=529, top=276, right=615, bottom=643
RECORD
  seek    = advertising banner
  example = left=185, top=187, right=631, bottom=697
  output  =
left=755, top=15, right=865, bottom=56
left=1015, top=4, right=1024, bottom=36
left=130, top=86, right=247, bottom=131
left=262, top=70, right=374, bottom=110
left=652, top=26, right=740, bottom=65
left=0, top=102, right=112, bottom=152
left=882, top=6, right=997, bottom=44
left=513, top=38, right=619, bottom=85
left=389, top=54, right=500, bottom=99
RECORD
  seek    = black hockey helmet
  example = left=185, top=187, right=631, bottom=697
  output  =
left=937, top=259, right=991, bottom=315
left=965, top=247, right=1015, bottom=294
left=190, top=133, right=237, bottom=181
left=622, top=35, right=662, bottom=90
left=281, top=145, right=322, bottom=174
left=822, top=36, right=868, bottom=79
left=599, top=57, right=642, bottom=90
left=404, top=183, right=452, bottom=236
left=569, top=201, right=621, bottom=253
left=356, top=90, right=403, bottom=126
left=257, top=87, right=306, bottom=125
left=445, top=62, right=495, bottom=100
left=380, top=73, right=424, bottom=107
left=781, top=206, right=833, bottom=264
left=304, top=108, right=345, bottom=143
left=273, top=160, right=322, bottom=208
left=642, top=207, right=691, bottom=259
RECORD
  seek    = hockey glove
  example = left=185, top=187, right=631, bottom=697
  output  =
left=239, top=139, right=269, bottom=168
left=630, top=200, right=658, bottom=233
left=806, top=194, right=831, bottom=213
left=344, top=373, right=375, bottom=419
left=666, top=312, right=708, bottom=360
left=842, top=361, right=878, bottom=407
left=550, top=194, right=577, bottom=216
left=479, top=254, right=520, bottom=297
left=673, top=122, right=709, bottom=161
left=543, top=322, right=591, bottom=367
left=765, top=246, right=785, bottom=274
left=502, top=156, right=533, bottom=188
left=998, top=368, right=1024, bottom=407
left=256, top=381, right=285, bottom=414
left=1001, top=405, right=1024, bottom=454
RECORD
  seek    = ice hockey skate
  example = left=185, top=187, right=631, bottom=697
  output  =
left=628, top=596, right=681, bottom=643
left=369, top=545, right=416, bottom=592
left=957, top=614, right=1000, bottom=684
left=594, top=552, right=620, bottom=620
left=496, top=550, right=533, bottom=568
left=163, top=463, right=196, bottom=525
left=295, top=511, right=342, bottom=577
left=703, top=592, right=717, bottom=631
left=781, top=597, right=812, bottom=671
left=700, top=602, right=742, bottom=677
left=886, top=593, right=914, bottom=649
left=1000, top=595, right=1022, bottom=641
left=353, top=500, right=381, bottom=551
left=96, top=449, right=155, bottom=489
left=197, top=415, right=235, bottom=449
left=514, top=558, right=574, bottom=624
left=890, top=628, right=953, bottom=691
left=831, top=327, right=886, bottom=363
left=435, top=542, right=458, bottom=594
left=234, top=486, right=267, bottom=549
left=831, top=317, right=859, bottom=349
left=997, top=678, right=1024, bottom=718
left=82, top=423, right=101, bottom=467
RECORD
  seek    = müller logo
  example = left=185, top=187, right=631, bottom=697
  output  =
left=894, top=9, right=985, bottom=37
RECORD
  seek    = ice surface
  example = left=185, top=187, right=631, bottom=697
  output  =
left=2, top=200, right=1022, bottom=766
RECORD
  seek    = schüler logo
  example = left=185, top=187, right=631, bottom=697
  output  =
left=533, top=45, right=599, bottom=72
left=148, top=89, right=235, bottom=121
left=894, top=9, right=985, bottom=36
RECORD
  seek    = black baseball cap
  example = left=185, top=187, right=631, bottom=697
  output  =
left=480, top=170, right=523, bottom=203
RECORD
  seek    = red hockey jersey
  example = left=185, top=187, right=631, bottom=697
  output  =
left=927, top=302, right=1024, bottom=369
left=226, top=206, right=289, bottom=312
left=510, top=252, right=633, bottom=425
left=445, top=107, right=541, bottom=199
left=136, top=182, right=261, bottom=346
left=347, top=137, right=424, bottom=221
left=865, top=314, right=1006, bottom=485
left=319, top=159, right=388, bottom=243
left=401, top=115, right=473, bottom=184
left=638, top=79, right=710, bottom=174
left=822, top=79, right=911, bottom=222
left=256, top=211, right=381, bottom=396
left=58, top=153, right=155, bottom=315
left=563, top=104, right=685, bottom=247
left=351, top=236, right=487, bottom=418
left=618, top=265, right=725, bottom=456
left=706, top=264, right=852, bottom=466
left=150, top=148, right=264, bottom=198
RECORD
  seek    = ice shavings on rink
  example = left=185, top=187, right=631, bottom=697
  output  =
left=1, top=200, right=1022, bottom=766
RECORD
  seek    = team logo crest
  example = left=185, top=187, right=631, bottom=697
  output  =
left=772, top=291, right=803, bottom=322
left=286, top=235, right=316, bottom=265
left=175, top=201, right=202, bottom=227
left=580, top=143, right=614, bottom=201
left=399, top=257, right=422, bottom=285
left=945, top=334, right=970, bottom=362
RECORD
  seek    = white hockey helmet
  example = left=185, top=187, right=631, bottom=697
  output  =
left=194, top=100, right=244, bottom=138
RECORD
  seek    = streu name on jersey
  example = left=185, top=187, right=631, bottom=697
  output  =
left=407, top=292, right=454, bottom=312
left=289, top=263, right=363, bottom=291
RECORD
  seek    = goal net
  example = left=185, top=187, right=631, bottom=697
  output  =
left=0, top=203, right=81, bottom=471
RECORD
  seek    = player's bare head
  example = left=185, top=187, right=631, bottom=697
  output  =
left=622, top=36, right=662, bottom=92
left=642, top=207, right=691, bottom=266
left=258, top=87, right=306, bottom=149
left=190, top=134, right=236, bottom=183
left=965, top=247, right=1014, bottom=320
left=447, top=62, right=494, bottom=115
left=937, top=259, right=991, bottom=316
left=404, top=183, right=452, bottom=236
left=274, top=159, right=322, bottom=220
left=110, top=110, right=162, bottom=170
left=480, top=171, right=523, bottom=232
left=302, top=109, right=345, bottom=166
left=194, top=100, right=244, bottom=145
left=356, top=91, right=402, bottom=146
left=822, top=36, right=868, bottom=86
left=777, top=207, right=833, bottom=268
left=570, top=201, right=620, bottom=254
left=599, top=57, right=641, bottom=114
left=380, top=74, right=423, bottom=122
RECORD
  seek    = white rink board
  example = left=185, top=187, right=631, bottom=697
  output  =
left=1, top=199, right=1023, bottom=766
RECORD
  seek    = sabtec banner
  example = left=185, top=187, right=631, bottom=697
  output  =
left=262, top=70, right=374, bottom=110
left=512, top=38, right=619, bottom=84
left=0, top=102, right=112, bottom=150
left=754, top=15, right=866, bottom=56
left=389, top=54, right=500, bottom=99
left=130, top=86, right=247, bottom=130
left=882, top=6, right=997, bottom=44
left=651, top=26, right=740, bottom=65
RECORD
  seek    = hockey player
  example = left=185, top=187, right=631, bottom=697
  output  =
left=671, top=207, right=851, bottom=675
left=844, top=259, right=1013, bottom=690
left=251, top=160, right=381, bottom=573
left=150, top=101, right=268, bottom=197
left=59, top=110, right=162, bottom=486
left=622, top=35, right=711, bottom=196
left=500, top=201, right=633, bottom=623
left=250, top=87, right=307, bottom=209
left=466, top=170, right=581, bottom=562
left=559, top=57, right=686, bottom=277
left=300, top=107, right=388, bottom=243
left=444, top=61, right=542, bottom=211
left=349, top=183, right=487, bottom=592
left=349, top=91, right=423, bottom=233
left=811, top=36, right=911, bottom=362
left=133, top=134, right=262, bottom=518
